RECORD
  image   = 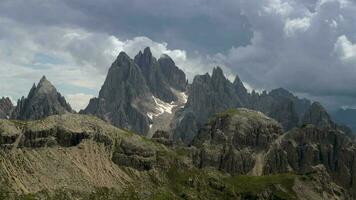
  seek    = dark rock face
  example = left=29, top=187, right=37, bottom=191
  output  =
left=82, top=52, right=153, bottom=135
left=0, top=97, right=13, bottom=119
left=192, top=108, right=283, bottom=175
left=158, top=54, right=187, bottom=92
left=134, top=47, right=181, bottom=102
left=11, top=76, right=73, bottom=120
left=264, top=125, right=356, bottom=195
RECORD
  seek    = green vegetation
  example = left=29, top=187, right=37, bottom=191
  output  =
left=165, top=167, right=297, bottom=200
left=0, top=168, right=298, bottom=200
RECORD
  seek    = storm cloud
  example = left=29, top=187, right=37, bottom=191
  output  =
left=0, top=0, right=355, bottom=110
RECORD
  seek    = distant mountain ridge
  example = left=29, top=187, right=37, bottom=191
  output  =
left=1, top=47, right=351, bottom=141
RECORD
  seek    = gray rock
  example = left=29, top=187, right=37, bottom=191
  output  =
left=192, top=108, right=283, bottom=175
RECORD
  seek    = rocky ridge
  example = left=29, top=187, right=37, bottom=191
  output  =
left=190, top=108, right=355, bottom=199
left=0, top=112, right=352, bottom=199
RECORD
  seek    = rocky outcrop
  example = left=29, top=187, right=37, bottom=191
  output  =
left=264, top=125, right=356, bottom=196
left=11, top=76, right=73, bottom=120
left=192, top=108, right=283, bottom=175
left=82, top=52, right=154, bottom=135
left=0, top=97, right=13, bottom=119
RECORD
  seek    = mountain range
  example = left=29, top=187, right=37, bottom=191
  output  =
left=1, top=47, right=356, bottom=199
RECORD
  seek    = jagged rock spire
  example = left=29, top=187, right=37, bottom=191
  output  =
left=134, top=47, right=178, bottom=102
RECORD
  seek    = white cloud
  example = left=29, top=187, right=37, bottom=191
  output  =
left=284, top=17, right=311, bottom=36
left=263, top=0, right=293, bottom=16
left=66, top=93, right=94, bottom=111
left=334, top=35, right=356, bottom=62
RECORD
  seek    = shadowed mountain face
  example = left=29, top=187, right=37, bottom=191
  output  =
left=82, top=52, right=153, bottom=135
left=0, top=97, right=13, bottom=119
left=158, top=54, right=187, bottom=92
left=11, top=76, right=73, bottom=120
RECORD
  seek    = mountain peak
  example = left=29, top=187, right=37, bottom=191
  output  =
left=212, top=66, right=224, bottom=78
left=36, top=75, right=56, bottom=95
left=143, top=47, right=152, bottom=56
left=11, top=76, right=73, bottom=120
left=39, top=75, right=48, bottom=83
left=116, top=51, right=131, bottom=62
left=159, top=54, right=174, bottom=64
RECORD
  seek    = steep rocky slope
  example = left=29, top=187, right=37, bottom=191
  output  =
left=82, top=52, right=155, bottom=135
left=11, top=76, right=73, bottom=120
left=83, top=48, right=187, bottom=136
left=0, top=97, right=13, bottom=119
left=158, top=54, right=187, bottom=92
left=173, top=67, right=243, bottom=144
left=0, top=112, right=351, bottom=199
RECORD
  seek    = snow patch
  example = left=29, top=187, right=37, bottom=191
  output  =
left=153, top=96, right=175, bottom=115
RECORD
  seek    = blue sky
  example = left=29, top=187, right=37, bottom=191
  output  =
left=0, top=0, right=356, bottom=111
